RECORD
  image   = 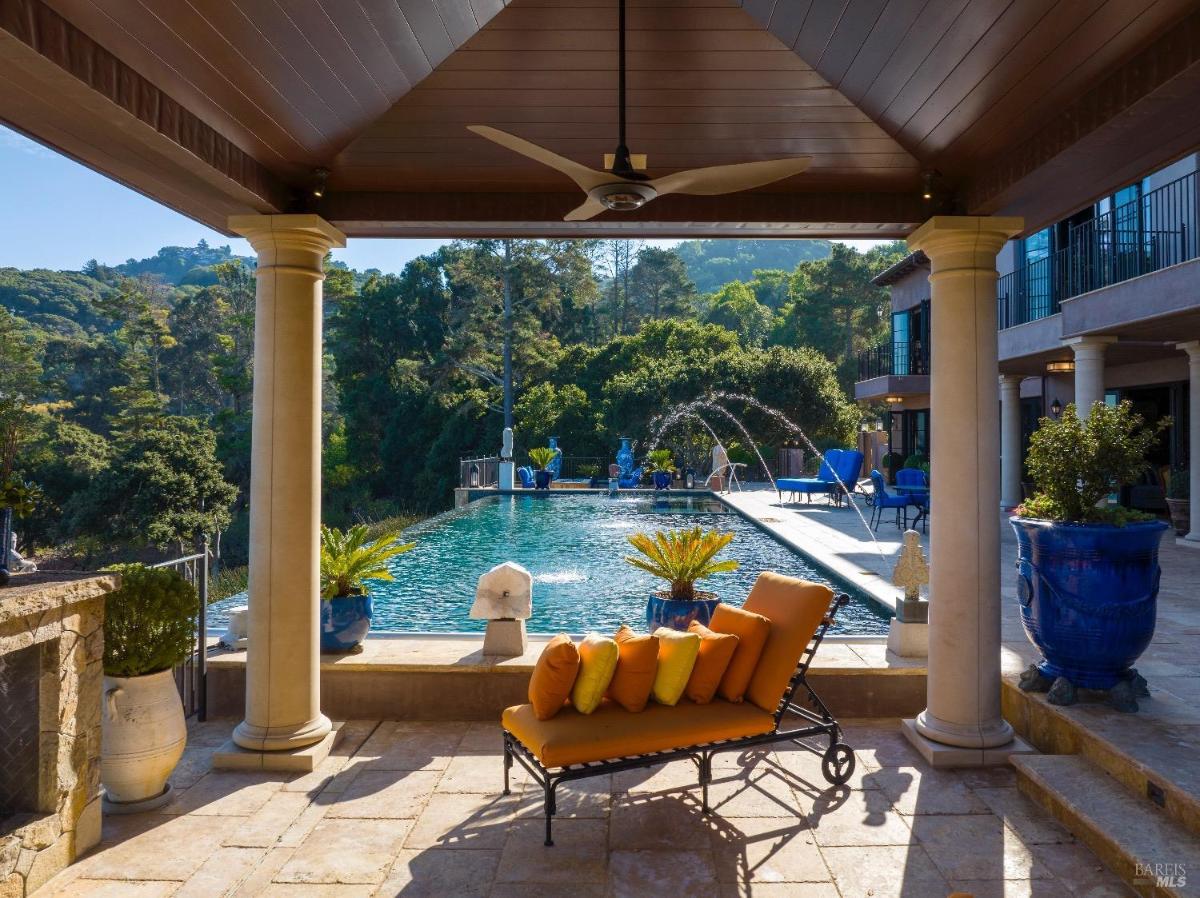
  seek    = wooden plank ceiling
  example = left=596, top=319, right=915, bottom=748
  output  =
left=6, top=0, right=1199, bottom=236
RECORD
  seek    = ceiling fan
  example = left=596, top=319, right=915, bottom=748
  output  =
left=467, top=0, right=812, bottom=221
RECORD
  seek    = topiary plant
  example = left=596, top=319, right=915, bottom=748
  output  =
left=1019, top=401, right=1169, bottom=525
left=102, top=564, right=199, bottom=678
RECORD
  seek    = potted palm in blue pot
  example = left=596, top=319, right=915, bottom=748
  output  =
left=320, top=524, right=414, bottom=652
left=528, top=447, right=556, bottom=490
left=1012, top=401, right=1169, bottom=709
left=647, top=449, right=675, bottom=490
left=625, top=527, right=738, bottom=630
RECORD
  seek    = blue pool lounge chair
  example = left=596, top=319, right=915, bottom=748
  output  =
left=778, top=449, right=863, bottom=506
left=829, top=450, right=864, bottom=507
left=869, top=469, right=909, bottom=530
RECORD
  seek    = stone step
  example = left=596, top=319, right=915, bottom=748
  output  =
left=1013, top=754, right=1200, bottom=898
left=1003, top=677, right=1200, bottom=840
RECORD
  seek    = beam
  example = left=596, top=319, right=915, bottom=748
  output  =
left=320, top=189, right=928, bottom=238
left=0, top=0, right=290, bottom=230
left=965, top=7, right=1200, bottom=230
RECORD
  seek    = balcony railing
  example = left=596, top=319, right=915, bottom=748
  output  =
left=998, top=170, right=1198, bottom=329
left=856, top=340, right=929, bottom=382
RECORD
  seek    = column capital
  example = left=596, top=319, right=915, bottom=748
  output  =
left=228, top=214, right=346, bottom=257
left=1175, top=340, right=1200, bottom=359
left=907, top=215, right=1024, bottom=256
left=1063, top=334, right=1117, bottom=349
left=999, top=374, right=1024, bottom=388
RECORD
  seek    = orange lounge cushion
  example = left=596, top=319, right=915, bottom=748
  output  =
left=685, top=621, right=739, bottom=704
left=709, top=603, right=771, bottom=702
left=743, top=573, right=833, bottom=714
left=528, top=634, right=580, bottom=721
left=607, top=625, right=659, bottom=712
left=502, top=698, right=775, bottom=768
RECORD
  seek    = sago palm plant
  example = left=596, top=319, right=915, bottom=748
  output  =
left=528, top=447, right=557, bottom=471
left=320, top=524, right=414, bottom=599
left=624, top=527, right=738, bottom=600
left=645, top=449, right=675, bottom=473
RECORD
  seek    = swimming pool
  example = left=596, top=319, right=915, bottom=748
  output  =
left=211, top=494, right=892, bottom=635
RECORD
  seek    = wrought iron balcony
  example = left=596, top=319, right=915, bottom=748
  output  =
left=856, top=340, right=929, bottom=382
left=997, top=170, right=1198, bottom=329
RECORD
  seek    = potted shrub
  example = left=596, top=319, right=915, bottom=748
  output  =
left=577, top=463, right=602, bottom=487
left=321, top=524, right=414, bottom=652
left=646, top=449, right=675, bottom=490
left=528, top=447, right=557, bottom=489
left=625, top=527, right=739, bottom=630
left=1013, top=401, right=1169, bottom=706
left=1166, top=467, right=1189, bottom=536
left=101, top=563, right=198, bottom=811
left=881, top=452, right=904, bottom=484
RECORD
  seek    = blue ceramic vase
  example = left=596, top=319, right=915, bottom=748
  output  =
left=646, top=592, right=720, bottom=631
left=1011, top=517, right=1166, bottom=689
left=652, top=471, right=672, bottom=490
left=321, top=593, right=373, bottom=652
left=534, top=470, right=553, bottom=489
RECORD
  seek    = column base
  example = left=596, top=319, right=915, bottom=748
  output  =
left=214, top=728, right=336, bottom=773
left=901, top=718, right=1035, bottom=768
left=232, top=713, right=333, bottom=752
left=913, top=708, right=1014, bottom=748
left=1177, top=534, right=1200, bottom=549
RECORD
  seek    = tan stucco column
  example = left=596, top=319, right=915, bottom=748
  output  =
left=1177, top=341, right=1200, bottom=544
left=905, top=216, right=1023, bottom=758
left=229, top=214, right=345, bottom=754
left=999, top=375, right=1023, bottom=510
left=1065, top=335, right=1116, bottom=419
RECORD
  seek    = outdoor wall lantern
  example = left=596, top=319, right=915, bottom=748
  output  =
left=1051, top=398, right=1063, bottom=418
left=1045, top=360, right=1075, bottom=374
left=685, top=469, right=696, bottom=489
left=885, top=395, right=903, bottom=405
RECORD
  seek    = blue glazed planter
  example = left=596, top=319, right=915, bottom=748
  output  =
left=646, top=591, right=719, bottom=632
left=534, top=470, right=553, bottom=489
left=652, top=471, right=672, bottom=490
left=321, top=594, right=373, bottom=652
left=1011, top=517, right=1166, bottom=690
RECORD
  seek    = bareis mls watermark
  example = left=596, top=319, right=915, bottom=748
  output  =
left=1133, top=862, right=1187, bottom=889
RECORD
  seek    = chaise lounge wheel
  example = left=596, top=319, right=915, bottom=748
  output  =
left=821, top=743, right=855, bottom=785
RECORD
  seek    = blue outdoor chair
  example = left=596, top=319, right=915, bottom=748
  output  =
left=516, top=466, right=535, bottom=488
left=777, top=449, right=843, bottom=504
left=895, top=468, right=929, bottom=520
left=869, top=469, right=909, bottom=530
left=828, top=450, right=864, bottom=507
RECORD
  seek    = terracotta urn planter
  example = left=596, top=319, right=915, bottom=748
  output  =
left=101, top=668, right=186, bottom=811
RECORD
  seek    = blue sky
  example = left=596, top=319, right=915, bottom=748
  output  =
left=0, top=125, right=885, bottom=273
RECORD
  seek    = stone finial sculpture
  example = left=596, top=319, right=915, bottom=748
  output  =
left=501, top=427, right=513, bottom=460
left=471, top=562, right=533, bottom=656
left=892, top=530, right=929, bottom=602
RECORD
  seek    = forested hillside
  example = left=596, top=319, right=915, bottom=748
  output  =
left=0, top=237, right=903, bottom=566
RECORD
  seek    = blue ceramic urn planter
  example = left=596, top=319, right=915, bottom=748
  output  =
left=321, top=593, right=373, bottom=652
left=652, top=471, right=672, bottom=490
left=1010, top=517, right=1167, bottom=690
left=646, top=592, right=720, bottom=631
left=534, top=470, right=553, bottom=489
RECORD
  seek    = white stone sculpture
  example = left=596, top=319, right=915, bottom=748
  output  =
left=8, top=532, right=37, bottom=574
left=501, top=426, right=514, bottom=460
left=220, top=606, right=250, bottom=650
left=471, top=562, right=533, bottom=656
left=892, top=530, right=929, bottom=601
left=887, top=529, right=930, bottom=658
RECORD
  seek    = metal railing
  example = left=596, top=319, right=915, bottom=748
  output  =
left=998, top=170, right=1198, bottom=329
left=460, top=456, right=500, bottom=488
left=152, top=537, right=210, bottom=721
left=856, top=340, right=929, bottom=382
left=555, top=456, right=606, bottom=481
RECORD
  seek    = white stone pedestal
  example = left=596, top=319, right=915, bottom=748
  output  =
left=498, top=461, right=514, bottom=490
left=483, top=619, right=527, bottom=656
left=887, top=619, right=928, bottom=658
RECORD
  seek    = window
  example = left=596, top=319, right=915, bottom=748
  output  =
left=892, top=311, right=910, bottom=376
left=1021, top=228, right=1053, bottom=317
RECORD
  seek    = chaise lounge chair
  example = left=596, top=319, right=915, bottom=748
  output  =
left=776, top=449, right=863, bottom=506
left=501, top=572, right=855, bottom=845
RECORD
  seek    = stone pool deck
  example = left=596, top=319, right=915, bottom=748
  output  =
left=39, top=716, right=1135, bottom=898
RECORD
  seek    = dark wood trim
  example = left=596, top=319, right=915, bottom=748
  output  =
left=320, top=188, right=928, bottom=238
left=0, top=0, right=290, bottom=215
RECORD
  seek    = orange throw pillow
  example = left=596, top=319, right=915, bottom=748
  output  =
left=528, top=634, right=580, bottom=721
left=685, top=621, right=740, bottom=704
left=606, top=625, right=659, bottom=713
left=709, top=603, right=771, bottom=703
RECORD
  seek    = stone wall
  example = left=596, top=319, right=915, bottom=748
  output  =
left=0, top=574, right=116, bottom=897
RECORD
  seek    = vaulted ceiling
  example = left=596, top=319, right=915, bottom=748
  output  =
left=2, top=0, right=1199, bottom=238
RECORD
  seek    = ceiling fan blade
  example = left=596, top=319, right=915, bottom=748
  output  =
left=467, top=125, right=611, bottom=192
left=563, top=196, right=608, bottom=222
left=649, top=156, right=813, bottom=197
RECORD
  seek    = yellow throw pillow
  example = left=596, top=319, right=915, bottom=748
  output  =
left=571, top=632, right=620, bottom=714
left=651, top=627, right=702, bottom=706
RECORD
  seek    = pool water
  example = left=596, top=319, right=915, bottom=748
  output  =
left=212, top=495, right=892, bottom=635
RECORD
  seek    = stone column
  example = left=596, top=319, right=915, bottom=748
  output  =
left=1065, top=335, right=1116, bottom=419
left=904, top=216, right=1023, bottom=761
left=999, top=375, right=1023, bottom=510
left=227, top=215, right=345, bottom=759
left=1178, top=341, right=1200, bottom=545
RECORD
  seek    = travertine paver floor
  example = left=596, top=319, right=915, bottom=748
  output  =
left=40, top=717, right=1134, bottom=897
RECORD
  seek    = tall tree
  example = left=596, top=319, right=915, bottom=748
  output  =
left=629, top=247, right=697, bottom=321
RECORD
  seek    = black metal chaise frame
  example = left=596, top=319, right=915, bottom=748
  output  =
left=502, top=592, right=856, bottom=846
